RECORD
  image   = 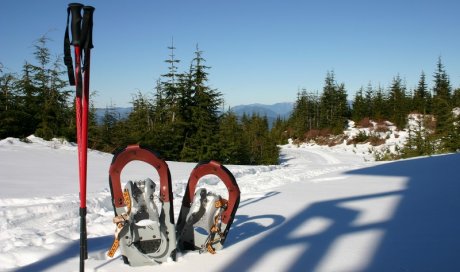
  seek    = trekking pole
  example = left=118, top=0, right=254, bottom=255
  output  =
left=79, top=6, right=94, bottom=267
left=64, top=3, right=95, bottom=271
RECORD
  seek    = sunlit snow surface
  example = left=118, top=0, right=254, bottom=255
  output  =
left=1, top=135, right=459, bottom=271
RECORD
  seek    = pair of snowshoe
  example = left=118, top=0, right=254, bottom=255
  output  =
left=106, top=144, right=240, bottom=266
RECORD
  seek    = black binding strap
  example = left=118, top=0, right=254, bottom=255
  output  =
left=64, top=7, right=75, bottom=86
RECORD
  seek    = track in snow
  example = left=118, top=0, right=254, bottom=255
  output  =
left=0, top=140, right=372, bottom=270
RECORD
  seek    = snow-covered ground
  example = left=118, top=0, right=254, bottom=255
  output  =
left=1, top=135, right=459, bottom=271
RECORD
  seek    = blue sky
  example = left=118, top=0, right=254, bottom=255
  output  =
left=1, top=0, right=459, bottom=108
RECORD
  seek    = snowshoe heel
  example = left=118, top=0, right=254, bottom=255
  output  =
left=108, top=145, right=176, bottom=266
left=177, top=160, right=240, bottom=253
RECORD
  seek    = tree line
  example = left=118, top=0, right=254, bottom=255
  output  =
left=0, top=36, right=73, bottom=141
left=92, top=44, right=280, bottom=164
left=2, top=37, right=460, bottom=164
left=286, top=59, right=460, bottom=158
left=0, top=37, right=279, bottom=165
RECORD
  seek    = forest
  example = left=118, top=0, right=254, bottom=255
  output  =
left=1, top=37, right=460, bottom=164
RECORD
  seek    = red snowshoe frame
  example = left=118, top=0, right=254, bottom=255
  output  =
left=108, top=145, right=176, bottom=265
left=109, top=145, right=173, bottom=210
left=177, top=160, right=241, bottom=253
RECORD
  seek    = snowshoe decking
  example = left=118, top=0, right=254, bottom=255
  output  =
left=176, top=160, right=240, bottom=254
left=107, top=145, right=176, bottom=266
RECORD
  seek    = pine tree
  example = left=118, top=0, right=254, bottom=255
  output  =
left=84, top=93, right=101, bottom=149
left=443, top=111, right=460, bottom=152
left=413, top=71, right=431, bottom=115
left=147, top=43, right=192, bottom=160
left=388, top=75, right=408, bottom=129
left=289, top=90, right=309, bottom=139
left=271, top=116, right=289, bottom=145
left=364, top=83, right=373, bottom=118
left=432, top=57, right=452, bottom=136
left=0, top=67, right=26, bottom=138
left=319, top=71, right=335, bottom=129
left=352, top=87, right=366, bottom=122
left=95, top=104, right=119, bottom=152
left=372, top=85, right=387, bottom=121
left=217, top=111, right=250, bottom=164
left=288, top=89, right=321, bottom=139
left=125, top=91, right=154, bottom=143
left=316, top=72, right=349, bottom=133
left=161, top=39, right=182, bottom=124
left=402, top=115, right=435, bottom=158
left=180, top=45, right=222, bottom=162
left=29, top=36, right=71, bottom=139
left=0, top=65, right=16, bottom=112
left=334, top=82, right=350, bottom=131
left=242, top=114, right=279, bottom=164
left=453, top=88, right=460, bottom=108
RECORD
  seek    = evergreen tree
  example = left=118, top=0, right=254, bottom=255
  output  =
left=413, top=71, right=431, bottom=115
left=95, top=104, right=120, bottom=152
left=29, top=36, right=71, bottom=139
left=86, top=93, right=101, bottom=149
left=364, top=83, right=373, bottom=118
left=271, top=116, right=289, bottom=145
left=0, top=66, right=16, bottom=112
left=289, top=90, right=309, bottom=139
left=288, top=89, right=321, bottom=139
left=180, top=46, right=222, bottom=162
left=315, top=72, right=349, bottom=133
left=453, top=88, right=460, bottom=108
left=125, top=91, right=154, bottom=143
left=11, top=62, right=41, bottom=137
left=402, top=115, right=435, bottom=158
left=388, top=75, right=408, bottom=129
left=161, top=39, right=182, bottom=124
left=352, top=87, right=366, bottom=122
left=242, top=114, right=279, bottom=165
left=147, top=43, right=191, bottom=160
left=335, top=82, right=350, bottom=130
left=443, top=111, right=460, bottom=152
left=217, top=111, right=250, bottom=164
left=0, top=67, right=27, bottom=138
left=372, top=85, right=387, bottom=121
left=432, top=57, right=452, bottom=136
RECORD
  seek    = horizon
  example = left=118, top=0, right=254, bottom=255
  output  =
left=1, top=0, right=459, bottom=108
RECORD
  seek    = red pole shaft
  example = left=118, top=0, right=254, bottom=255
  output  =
left=74, top=45, right=88, bottom=264
left=81, top=52, right=90, bottom=209
left=74, top=46, right=84, bottom=206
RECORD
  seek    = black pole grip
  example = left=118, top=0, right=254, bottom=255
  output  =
left=69, top=3, right=84, bottom=46
left=81, top=6, right=95, bottom=49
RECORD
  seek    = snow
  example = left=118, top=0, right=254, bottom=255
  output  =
left=1, top=135, right=460, bottom=271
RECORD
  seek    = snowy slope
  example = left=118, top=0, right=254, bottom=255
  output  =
left=1, top=136, right=459, bottom=271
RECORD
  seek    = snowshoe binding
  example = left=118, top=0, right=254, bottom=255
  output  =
left=107, top=145, right=176, bottom=266
left=176, top=160, right=240, bottom=254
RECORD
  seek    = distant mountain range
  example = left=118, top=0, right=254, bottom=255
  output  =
left=94, top=107, right=131, bottom=123
left=95, top=102, right=294, bottom=125
left=230, top=102, right=293, bottom=124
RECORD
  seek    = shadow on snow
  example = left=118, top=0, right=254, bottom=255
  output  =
left=13, top=235, right=114, bottom=272
left=223, top=153, right=460, bottom=272
left=225, top=191, right=285, bottom=248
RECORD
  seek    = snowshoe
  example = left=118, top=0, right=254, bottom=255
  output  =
left=176, top=160, right=240, bottom=254
left=107, top=145, right=176, bottom=266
